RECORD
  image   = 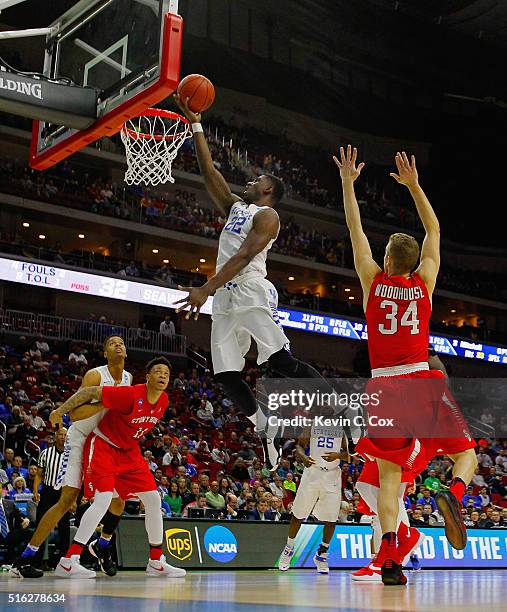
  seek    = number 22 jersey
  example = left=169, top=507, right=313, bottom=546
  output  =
left=95, top=384, right=168, bottom=450
left=365, top=271, right=431, bottom=370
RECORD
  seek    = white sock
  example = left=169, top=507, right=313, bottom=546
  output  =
left=137, top=490, right=163, bottom=546
left=286, top=537, right=295, bottom=548
left=248, top=406, right=267, bottom=432
left=73, top=490, right=113, bottom=546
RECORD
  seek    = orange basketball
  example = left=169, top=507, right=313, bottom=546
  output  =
left=177, top=74, right=215, bottom=113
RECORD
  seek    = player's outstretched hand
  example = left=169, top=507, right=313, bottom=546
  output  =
left=332, top=144, right=365, bottom=182
left=302, top=455, right=316, bottom=467
left=174, top=285, right=210, bottom=320
left=321, top=452, right=341, bottom=462
left=173, top=93, right=202, bottom=124
left=389, top=151, right=419, bottom=187
left=49, top=408, right=63, bottom=429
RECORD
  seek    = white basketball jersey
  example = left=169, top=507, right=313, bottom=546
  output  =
left=216, top=201, right=279, bottom=281
left=309, top=424, right=344, bottom=470
left=72, top=365, right=131, bottom=435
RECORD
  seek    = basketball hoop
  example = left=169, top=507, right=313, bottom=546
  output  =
left=120, top=109, right=192, bottom=186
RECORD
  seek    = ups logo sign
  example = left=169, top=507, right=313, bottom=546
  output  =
left=165, top=528, right=193, bottom=561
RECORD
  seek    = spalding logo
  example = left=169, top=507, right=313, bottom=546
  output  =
left=204, top=525, right=238, bottom=563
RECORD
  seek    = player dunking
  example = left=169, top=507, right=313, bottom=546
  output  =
left=48, top=356, right=185, bottom=579
left=173, top=95, right=340, bottom=468
left=334, top=146, right=477, bottom=585
left=11, top=335, right=132, bottom=579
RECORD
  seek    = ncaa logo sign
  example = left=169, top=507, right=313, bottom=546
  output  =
left=204, top=526, right=238, bottom=563
left=165, top=528, right=193, bottom=561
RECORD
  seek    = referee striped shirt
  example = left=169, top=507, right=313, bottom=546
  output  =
left=37, top=446, right=64, bottom=488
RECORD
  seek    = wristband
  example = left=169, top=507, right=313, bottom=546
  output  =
left=192, top=122, right=203, bottom=134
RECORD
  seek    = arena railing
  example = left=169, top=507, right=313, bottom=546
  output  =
left=0, top=309, right=186, bottom=355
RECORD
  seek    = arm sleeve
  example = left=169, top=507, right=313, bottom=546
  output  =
left=101, top=386, right=135, bottom=413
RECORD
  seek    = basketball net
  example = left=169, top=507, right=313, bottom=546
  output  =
left=120, top=109, right=192, bottom=186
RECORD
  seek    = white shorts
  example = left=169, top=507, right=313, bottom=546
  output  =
left=54, top=424, right=86, bottom=490
left=211, top=276, right=290, bottom=373
left=291, top=465, right=342, bottom=523
left=355, top=481, right=407, bottom=516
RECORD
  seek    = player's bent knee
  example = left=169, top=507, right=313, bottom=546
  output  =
left=59, top=486, right=80, bottom=508
left=109, top=497, right=126, bottom=514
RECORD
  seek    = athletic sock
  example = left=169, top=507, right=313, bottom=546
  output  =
left=65, top=542, right=84, bottom=559
left=150, top=545, right=163, bottom=561
left=286, top=537, right=295, bottom=548
left=21, top=544, right=39, bottom=558
left=97, top=535, right=112, bottom=548
left=317, top=542, right=329, bottom=556
left=397, top=521, right=410, bottom=541
left=449, top=477, right=466, bottom=501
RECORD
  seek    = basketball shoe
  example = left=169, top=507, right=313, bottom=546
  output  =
left=146, top=555, right=186, bottom=577
left=278, top=545, right=294, bottom=571
left=89, top=539, right=117, bottom=576
left=54, top=555, right=96, bottom=578
left=351, top=559, right=382, bottom=582
left=436, top=490, right=467, bottom=550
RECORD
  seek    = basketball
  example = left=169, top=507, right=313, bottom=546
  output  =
left=177, top=74, right=215, bottom=113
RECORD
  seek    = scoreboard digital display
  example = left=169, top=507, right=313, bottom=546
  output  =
left=1, top=256, right=505, bottom=366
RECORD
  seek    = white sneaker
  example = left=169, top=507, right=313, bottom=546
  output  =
left=54, top=555, right=96, bottom=579
left=278, top=545, right=294, bottom=571
left=313, top=553, right=329, bottom=574
left=146, top=555, right=186, bottom=578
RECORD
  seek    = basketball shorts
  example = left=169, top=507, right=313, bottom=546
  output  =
left=356, top=369, right=475, bottom=471
left=82, top=433, right=157, bottom=499
left=355, top=459, right=415, bottom=516
left=291, top=465, right=342, bottom=523
left=54, top=424, right=86, bottom=490
left=211, top=276, right=290, bottom=373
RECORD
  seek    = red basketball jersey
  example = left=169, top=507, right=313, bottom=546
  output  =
left=97, top=384, right=168, bottom=450
left=366, top=272, right=431, bottom=370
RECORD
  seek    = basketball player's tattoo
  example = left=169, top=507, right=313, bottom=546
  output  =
left=57, top=386, right=103, bottom=416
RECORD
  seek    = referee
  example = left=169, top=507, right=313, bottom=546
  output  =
left=32, top=427, right=70, bottom=567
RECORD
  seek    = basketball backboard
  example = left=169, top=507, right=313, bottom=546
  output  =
left=29, top=0, right=182, bottom=170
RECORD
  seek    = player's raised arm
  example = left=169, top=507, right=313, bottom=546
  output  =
left=175, top=208, right=279, bottom=320
left=390, top=152, right=440, bottom=297
left=174, top=94, right=239, bottom=215
left=333, top=145, right=381, bottom=307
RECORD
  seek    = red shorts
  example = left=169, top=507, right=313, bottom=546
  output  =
left=358, top=458, right=417, bottom=489
left=82, top=433, right=157, bottom=499
left=356, top=369, right=475, bottom=470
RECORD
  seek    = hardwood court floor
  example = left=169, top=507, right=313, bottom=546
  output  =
left=1, top=569, right=506, bottom=611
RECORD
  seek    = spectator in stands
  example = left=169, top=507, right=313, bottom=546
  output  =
left=478, top=486, right=491, bottom=507
left=182, top=494, right=209, bottom=517
left=464, top=510, right=481, bottom=528
left=159, top=315, right=175, bottom=337
left=27, top=406, right=45, bottom=431
left=462, top=486, right=482, bottom=509
left=211, top=443, right=230, bottom=466
left=143, top=450, right=158, bottom=472
left=11, top=381, right=29, bottom=404
left=6, top=456, right=28, bottom=481
left=485, top=467, right=507, bottom=496
left=472, top=467, right=487, bottom=488
left=68, top=346, right=88, bottom=366
left=25, top=465, right=37, bottom=493
left=1, top=448, right=14, bottom=470
left=14, top=416, right=37, bottom=456
left=196, top=399, right=214, bottom=425
left=238, top=441, right=256, bottom=463
left=410, top=508, right=426, bottom=527
left=125, top=261, right=139, bottom=277
left=157, top=475, right=170, bottom=498
left=270, top=496, right=284, bottom=521
left=223, top=493, right=238, bottom=519
left=34, top=335, right=50, bottom=355
left=173, top=372, right=187, bottom=391
left=205, top=480, right=225, bottom=510
left=198, top=473, right=210, bottom=494
left=283, top=473, right=297, bottom=504
left=423, top=469, right=441, bottom=493
left=183, top=482, right=201, bottom=508
left=150, top=437, right=166, bottom=461
left=0, top=496, right=32, bottom=563
left=0, top=467, right=8, bottom=487
left=8, top=476, right=31, bottom=500
left=477, top=447, right=493, bottom=468
left=164, top=481, right=183, bottom=516
left=495, top=449, right=507, bottom=474
left=416, top=488, right=437, bottom=512
left=248, top=498, right=275, bottom=521
left=230, top=458, right=250, bottom=483
left=483, top=510, right=505, bottom=529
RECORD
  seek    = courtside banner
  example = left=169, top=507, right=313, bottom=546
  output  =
left=1, top=255, right=507, bottom=365
left=116, top=518, right=507, bottom=569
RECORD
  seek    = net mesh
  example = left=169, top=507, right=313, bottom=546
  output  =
left=120, top=111, right=192, bottom=186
